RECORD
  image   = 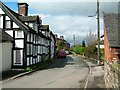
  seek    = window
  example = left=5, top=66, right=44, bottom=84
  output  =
left=27, top=33, right=30, bottom=42
left=30, top=44, right=33, bottom=54
left=40, top=46, right=43, bottom=54
left=17, top=31, right=22, bottom=38
left=36, top=46, right=38, bottom=55
left=13, top=50, right=23, bottom=65
left=5, top=20, right=11, bottom=28
left=30, top=57, right=33, bottom=65
left=33, top=34, right=36, bottom=44
left=33, top=58, right=35, bottom=64
left=27, top=44, right=30, bottom=55
left=27, top=58, right=30, bottom=66
left=33, top=45, right=36, bottom=56
left=38, top=46, right=40, bottom=53
left=31, top=34, right=33, bottom=42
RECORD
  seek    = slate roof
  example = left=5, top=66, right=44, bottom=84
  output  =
left=0, top=29, right=13, bottom=43
left=104, top=13, right=120, bottom=47
left=39, top=25, right=49, bottom=31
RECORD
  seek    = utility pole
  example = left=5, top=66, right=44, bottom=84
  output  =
left=73, top=34, right=75, bottom=47
left=97, top=0, right=100, bottom=64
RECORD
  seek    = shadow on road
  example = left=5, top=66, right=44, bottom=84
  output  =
left=45, top=55, right=74, bottom=69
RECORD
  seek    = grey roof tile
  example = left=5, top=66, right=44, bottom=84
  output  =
left=18, top=16, right=38, bottom=22
left=104, top=13, right=120, bottom=47
left=39, top=25, right=49, bottom=31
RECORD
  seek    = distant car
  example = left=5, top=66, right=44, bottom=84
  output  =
left=57, top=50, right=66, bottom=58
left=65, top=50, right=69, bottom=55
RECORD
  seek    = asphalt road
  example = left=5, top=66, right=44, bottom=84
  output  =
left=2, top=55, right=89, bottom=88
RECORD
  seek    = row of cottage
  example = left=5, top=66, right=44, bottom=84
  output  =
left=0, top=2, right=56, bottom=72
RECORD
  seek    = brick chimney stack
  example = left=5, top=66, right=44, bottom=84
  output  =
left=18, top=3, right=28, bottom=16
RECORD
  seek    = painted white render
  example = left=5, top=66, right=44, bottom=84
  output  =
left=0, top=15, right=3, bottom=28
left=0, top=43, right=12, bottom=73
left=13, top=22, right=19, bottom=28
left=51, top=36, right=55, bottom=58
left=0, top=8, right=4, bottom=14
left=0, top=42, right=2, bottom=73
left=96, top=45, right=104, bottom=49
left=5, top=31, right=13, bottom=37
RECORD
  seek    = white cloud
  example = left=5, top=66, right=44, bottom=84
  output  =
left=3, top=1, right=117, bottom=46
left=39, top=14, right=103, bottom=45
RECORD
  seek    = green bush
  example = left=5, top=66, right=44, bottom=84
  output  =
left=100, top=49, right=104, bottom=60
left=24, top=67, right=33, bottom=72
left=73, top=45, right=85, bottom=55
left=84, top=45, right=97, bottom=58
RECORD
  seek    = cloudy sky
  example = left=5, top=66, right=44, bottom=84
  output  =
left=2, top=0, right=119, bottom=46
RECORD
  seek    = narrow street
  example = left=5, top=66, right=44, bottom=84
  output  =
left=2, top=55, right=89, bottom=88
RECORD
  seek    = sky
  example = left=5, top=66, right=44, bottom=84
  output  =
left=1, top=0, right=119, bottom=46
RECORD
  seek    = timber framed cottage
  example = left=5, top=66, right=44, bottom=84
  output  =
left=0, top=2, right=55, bottom=69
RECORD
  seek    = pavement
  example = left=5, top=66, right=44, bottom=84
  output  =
left=87, top=65, right=106, bottom=88
left=1, top=69, right=25, bottom=81
left=80, top=56, right=106, bottom=88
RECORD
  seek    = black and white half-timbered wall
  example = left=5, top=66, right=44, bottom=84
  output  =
left=0, top=2, right=56, bottom=68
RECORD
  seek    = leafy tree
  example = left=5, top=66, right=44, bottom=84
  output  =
left=82, top=40, right=86, bottom=47
left=57, top=41, right=65, bottom=50
left=84, top=45, right=97, bottom=58
left=73, top=45, right=85, bottom=55
left=85, top=30, right=97, bottom=46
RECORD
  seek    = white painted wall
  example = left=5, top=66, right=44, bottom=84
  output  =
left=96, top=45, right=104, bottom=49
left=0, top=43, right=12, bottom=73
left=0, top=8, right=5, bottom=14
left=0, top=16, right=3, bottom=28
left=0, top=42, right=2, bottom=74
left=13, top=22, right=19, bottom=28
left=51, top=36, right=55, bottom=58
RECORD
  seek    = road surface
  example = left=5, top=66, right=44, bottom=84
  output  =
left=2, top=55, right=89, bottom=88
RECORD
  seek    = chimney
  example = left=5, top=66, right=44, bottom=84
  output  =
left=54, top=34, right=58, bottom=38
left=60, top=36, right=64, bottom=40
left=18, top=3, right=28, bottom=16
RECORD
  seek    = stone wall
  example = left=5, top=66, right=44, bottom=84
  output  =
left=104, top=61, right=120, bottom=89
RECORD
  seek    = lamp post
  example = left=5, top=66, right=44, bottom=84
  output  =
left=88, top=0, right=100, bottom=64
left=73, top=34, right=75, bottom=47
left=97, top=0, right=100, bottom=65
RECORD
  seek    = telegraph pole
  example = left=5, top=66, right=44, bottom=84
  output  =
left=73, top=34, right=75, bottom=47
left=97, top=0, right=100, bottom=64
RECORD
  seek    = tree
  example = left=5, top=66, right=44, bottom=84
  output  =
left=82, top=40, right=86, bottom=47
left=57, top=41, right=65, bottom=50
left=85, top=30, right=97, bottom=46
left=73, top=44, right=85, bottom=55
